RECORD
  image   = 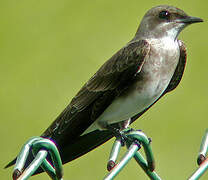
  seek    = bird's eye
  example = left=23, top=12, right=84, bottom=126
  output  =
left=159, top=10, right=170, bottom=20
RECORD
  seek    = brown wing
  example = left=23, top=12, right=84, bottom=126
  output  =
left=131, top=39, right=187, bottom=123
left=5, top=40, right=186, bottom=170
left=42, top=40, right=150, bottom=143
left=164, top=40, right=187, bottom=93
left=70, top=40, right=150, bottom=111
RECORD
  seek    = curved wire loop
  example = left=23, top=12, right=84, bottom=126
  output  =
left=104, top=128, right=161, bottom=180
left=11, top=128, right=208, bottom=180
left=13, top=137, right=63, bottom=180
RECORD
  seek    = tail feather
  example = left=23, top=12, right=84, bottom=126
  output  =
left=5, top=130, right=113, bottom=175
left=4, top=158, right=16, bottom=169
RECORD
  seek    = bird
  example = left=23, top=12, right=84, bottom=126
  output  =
left=6, top=5, right=203, bottom=175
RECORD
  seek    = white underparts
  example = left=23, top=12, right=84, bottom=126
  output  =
left=82, top=37, right=180, bottom=136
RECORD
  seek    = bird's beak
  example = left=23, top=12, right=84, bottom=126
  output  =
left=177, top=16, right=203, bottom=24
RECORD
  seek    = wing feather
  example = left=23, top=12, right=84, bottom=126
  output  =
left=70, top=40, right=150, bottom=111
left=43, top=40, right=150, bottom=138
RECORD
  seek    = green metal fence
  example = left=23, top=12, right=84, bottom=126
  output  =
left=12, top=129, right=208, bottom=180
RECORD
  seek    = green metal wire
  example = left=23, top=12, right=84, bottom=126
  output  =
left=16, top=150, right=48, bottom=180
left=31, top=138, right=63, bottom=179
left=104, top=129, right=161, bottom=180
left=188, top=129, right=208, bottom=180
left=188, top=159, right=208, bottom=180
left=133, top=151, right=161, bottom=180
left=197, top=129, right=208, bottom=165
left=14, top=137, right=42, bottom=175
left=127, top=130, right=155, bottom=171
left=13, top=137, right=63, bottom=180
left=12, top=128, right=208, bottom=180
left=104, top=142, right=140, bottom=180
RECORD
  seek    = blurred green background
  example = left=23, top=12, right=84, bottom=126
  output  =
left=0, top=0, right=207, bottom=179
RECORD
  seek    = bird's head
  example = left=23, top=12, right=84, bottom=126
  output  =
left=136, top=5, right=203, bottom=40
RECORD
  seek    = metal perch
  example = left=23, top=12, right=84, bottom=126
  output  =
left=11, top=129, right=208, bottom=180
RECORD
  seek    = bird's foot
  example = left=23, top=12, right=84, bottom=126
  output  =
left=106, top=125, right=134, bottom=146
left=105, top=128, right=156, bottom=177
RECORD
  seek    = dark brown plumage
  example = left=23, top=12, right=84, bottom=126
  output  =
left=5, top=6, right=202, bottom=176
left=5, top=39, right=186, bottom=171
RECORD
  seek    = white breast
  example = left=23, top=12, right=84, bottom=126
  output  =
left=82, top=37, right=180, bottom=135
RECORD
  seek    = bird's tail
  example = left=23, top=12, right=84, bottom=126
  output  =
left=4, top=158, right=16, bottom=169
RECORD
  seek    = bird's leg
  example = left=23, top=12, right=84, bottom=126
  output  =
left=119, top=118, right=136, bottom=144
left=119, top=118, right=131, bottom=130
left=96, top=120, right=122, bottom=140
left=105, top=125, right=126, bottom=145
left=106, top=119, right=133, bottom=146
left=106, top=119, right=139, bottom=171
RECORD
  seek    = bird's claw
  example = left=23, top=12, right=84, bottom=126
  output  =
left=107, top=126, right=135, bottom=146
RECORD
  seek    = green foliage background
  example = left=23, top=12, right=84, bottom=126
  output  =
left=0, top=0, right=207, bottom=179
